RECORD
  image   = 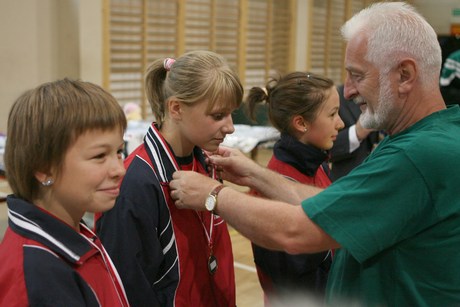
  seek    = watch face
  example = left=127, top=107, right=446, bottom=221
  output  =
left=205, top=195, right=216, bottom=211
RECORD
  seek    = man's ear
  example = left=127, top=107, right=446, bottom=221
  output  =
left=398, top=58, right=417, bottom=94
left=168, top=98, right=182, bottom=120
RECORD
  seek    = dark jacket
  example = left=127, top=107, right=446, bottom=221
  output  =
left=97, top=123, right=236, bottom=307
left=251, top=133, right=332, bottom=301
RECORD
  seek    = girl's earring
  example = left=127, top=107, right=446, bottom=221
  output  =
left=304, top=127, right=308, bottom=132
left=42, top=178, right=54, bottom=186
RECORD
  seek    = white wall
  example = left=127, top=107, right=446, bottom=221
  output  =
left=79, top=0, right=104, bottom=84
left=414, top=0, right=459, bottom=35
left=294, top=0, right=310, bottom=71
left=0, top=0, right=101, bottom=133
left=0, top=0, right=52, bottom=132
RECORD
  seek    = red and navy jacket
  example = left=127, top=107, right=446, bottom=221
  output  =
left=251, top=133, right=332, bottom=303
left=96, top=123, right=235, bottom=307
left=0, top=195, right=129, bottom=307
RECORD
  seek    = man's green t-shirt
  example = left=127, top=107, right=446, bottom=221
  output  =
left=302, top=106, right=460, bottom=306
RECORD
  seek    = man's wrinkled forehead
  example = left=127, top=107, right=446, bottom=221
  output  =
left=344, top=34, right=370, bottom=67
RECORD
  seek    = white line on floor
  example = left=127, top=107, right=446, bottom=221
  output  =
left=234, top=261, right=257, bottom=273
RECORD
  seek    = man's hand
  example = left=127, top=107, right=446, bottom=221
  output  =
left=207, top=146, right=263, bottom=187
left=170, top=171, right=221, bottom=210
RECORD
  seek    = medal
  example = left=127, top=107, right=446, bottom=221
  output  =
left=196, top=211, right=218, bottom=275
left=208, top=253, right=218, bottom=275
left=166, top=144, right=220, bottom=275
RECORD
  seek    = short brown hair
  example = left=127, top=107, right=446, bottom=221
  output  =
left=5, top=78, right=127, bottom=201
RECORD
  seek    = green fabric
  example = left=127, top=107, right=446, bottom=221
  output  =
left=302, top=106, right=460, bottom=306
left=232, top=103, right=270, bottom=126
left=440, top=49, right=460, bottom=86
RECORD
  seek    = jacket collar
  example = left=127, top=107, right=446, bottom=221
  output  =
left=144, top=123, right=207, bottom=183
left=6, top=195, right=98, bottom=264
left=273, top=133, right=329, bottom=177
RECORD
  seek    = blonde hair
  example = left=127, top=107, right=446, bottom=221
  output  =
left=145, top=50, right=244, bottom=125
left=5, top=78, right=127, bottom=201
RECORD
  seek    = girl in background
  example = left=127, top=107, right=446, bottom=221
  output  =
left=0, top=79, right=129, bottom=306
left=246, top=72, right=344, bottom=306
left=97, top=50, right=243, bottom=307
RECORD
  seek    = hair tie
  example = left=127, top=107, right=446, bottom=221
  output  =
left=163, top=58, right=175, bottom=71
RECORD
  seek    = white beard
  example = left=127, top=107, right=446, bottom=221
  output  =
left=358, top=77, right=394, bottom=130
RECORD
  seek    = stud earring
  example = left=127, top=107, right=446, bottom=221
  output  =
left=41, top=179, right=54, bottom=186
left=304, top=127, right=308, bottom=132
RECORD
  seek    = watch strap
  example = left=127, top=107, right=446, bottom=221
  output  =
left=208, top=184, right=225, bottom=212
left=210, top=184, right=225, bottom=197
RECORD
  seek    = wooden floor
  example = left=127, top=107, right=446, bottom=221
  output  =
left=227, top=147, right=272, bottom=307
left=0, top=147, right=274, bottom=307
left=225, top=148, right=272, bottom=307
left=231, top=227, right=264, bottom=307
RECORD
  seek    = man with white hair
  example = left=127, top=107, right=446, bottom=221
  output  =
left=170, top=2, right=460, bottom=305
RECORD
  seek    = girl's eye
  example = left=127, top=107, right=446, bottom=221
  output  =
left=212, top=113, right=225, bottom=120
left=93, top=153, right=106, bottom=160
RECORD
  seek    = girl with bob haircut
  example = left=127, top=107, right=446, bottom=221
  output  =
left=246, top=71, right=343, bottom=305
left=0, top=78, right=129, bottom=306
left=97, top=50, right=244, bottom=307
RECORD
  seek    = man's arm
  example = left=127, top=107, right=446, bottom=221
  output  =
left=209, top=146, right=323, bottom=204
left=216, top=186, right=340, bottom=253
left=170, top=169, right=340, bottom=254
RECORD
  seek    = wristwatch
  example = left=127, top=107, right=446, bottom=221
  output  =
left=205, top=184, right=225, bottom=212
